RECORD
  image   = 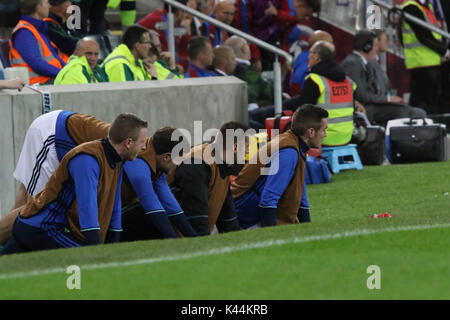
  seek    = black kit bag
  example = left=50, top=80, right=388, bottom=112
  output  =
left=358, top=125, right=386, bottom=165
left=353, top=112, right=386, bottom=165
left=389, top=118, right=447, bottom=163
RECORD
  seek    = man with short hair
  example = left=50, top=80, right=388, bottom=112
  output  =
left=121, top=127, right=197, bottom=241
left=206, top=1, right=235, bottom=46
left=1, top=113, right=148, bottom=255
left=284, top=41, right=359, bottom=146
left=9, top=0, right=68, bottom=84
left=289, top=30, right=333, bottom=95
left=293, top=0, right=321, bottom=22
left=232, top=104, right=328, bottom=228
left=340, top=30, right=426, bottom=125
left=185, top=35, right=216, bottom=77
left=102, top=25, right=157, bottom=82
left=211, top=45, right=237, bottom=76
left=55, top=37, right=108, bottom=84
left=224, top=36, right=273, bottom=113
left=170, top=121, right=250, bottom=236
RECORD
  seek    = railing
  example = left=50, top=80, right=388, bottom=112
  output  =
left=370, top=0, right=450, bottom=40
left=163, top=0, right=293, bottom=115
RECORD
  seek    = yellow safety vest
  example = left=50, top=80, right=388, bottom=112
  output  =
left=401, top=0, right=442, bottom=69
left=101, top=44, right=151, bottom=82
left=307, top=73, right=357, bottom=146
left=154, top=61, right=182, bottom=80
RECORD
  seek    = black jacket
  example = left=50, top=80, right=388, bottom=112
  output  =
left=283, top=59, right=348, bottom=111
left=171, top=162, right=241, bottom=236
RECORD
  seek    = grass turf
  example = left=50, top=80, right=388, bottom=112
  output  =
left=0, top=161, right=449, bottom=299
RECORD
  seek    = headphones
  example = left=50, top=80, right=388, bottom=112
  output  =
left=362, top=31, right=377, bottom=53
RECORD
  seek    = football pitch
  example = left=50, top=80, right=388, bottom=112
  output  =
left=0, top=161, right=449, bottom=300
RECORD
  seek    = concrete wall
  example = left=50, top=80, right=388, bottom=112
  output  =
left=0, top=76, right=248, bottom=217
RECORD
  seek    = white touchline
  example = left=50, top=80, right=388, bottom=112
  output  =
left=1, top=223, right=449, bottom=280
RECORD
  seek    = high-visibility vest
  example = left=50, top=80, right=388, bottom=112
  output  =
left=307, top=73, right=356, bottom=146
left=154, top=61, right=182, bottom=80
left=107, top=0, right=136, bottom=27
left=9, top=19, right=66, bottom=84
left=101, top=44, right=151, bottom=82
left=401, top=0, right=442, bottom=69
left=55, top=55, right=102, bottom=84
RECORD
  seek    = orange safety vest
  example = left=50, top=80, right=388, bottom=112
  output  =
left=9, top=19, right=68, bottom=84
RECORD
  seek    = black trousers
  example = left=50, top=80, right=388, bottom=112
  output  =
left=1, top=218, right=82, bottom=255
left=259, top=32, right=280, bottom=71
left=409, top=66, right=441, bottom=114
left=365, top=103, right=427, bottom=126
left=439, top=61, right=450, bottom=113
left=79, top=0, right=109, bottom=34
left=120, top=203, right=164, bottom=242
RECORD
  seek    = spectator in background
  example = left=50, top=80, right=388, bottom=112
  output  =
left=369, top=29, right=395, bottom=100
left=232, top=0, right=262, bottom=71
left=148, top=30, right=183, bottom=80
left=340, top=30, right=426, bottom=125
left=289, top=30, right=333, bottom=96
left=138, top=0, right=192, bottom=71
left=206, top=0, right=235, bottom=46
left=224, top=36, right=273, bottom=128
left=170, top=121, right=250, bottom=236
left=106, top=0, right=137, bottom=31
left=78, top=0, right=108, bottom=34
left=401, top=0, right=449, bottom=114
left=211, top=45, right=237, bottom=76
left=191, top=0, right=214, bottom=36
left=246, top=0, right=284, bottom=71
left=0, top=79, right=25, bottom=90
left=185, top=35, right=216, bottom=77
left=102, top=26, right=157, bottom=82
left=55, top=38, right=108, bottom=84
left=9, top=0, right=68, bottom=85
left=45, top=0, right=82, bottom=57
left=247, top=0, right=321, bottom=71
left=231, top=104, right=328, bottom=229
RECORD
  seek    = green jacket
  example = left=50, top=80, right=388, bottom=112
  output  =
left=54, top=55, right=108, bottom=85
left=234, top=62, right=273, bottom=107
left=101, top=44, right=151, bottom=82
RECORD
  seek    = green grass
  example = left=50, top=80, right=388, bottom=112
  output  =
left=0, top=161, right=449, bottom=299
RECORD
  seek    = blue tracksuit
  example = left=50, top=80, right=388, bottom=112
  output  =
left=234, top=142, right=310, bottom=228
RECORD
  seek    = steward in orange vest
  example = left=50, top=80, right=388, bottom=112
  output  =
left=9, top=15, right=68, bottom=84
